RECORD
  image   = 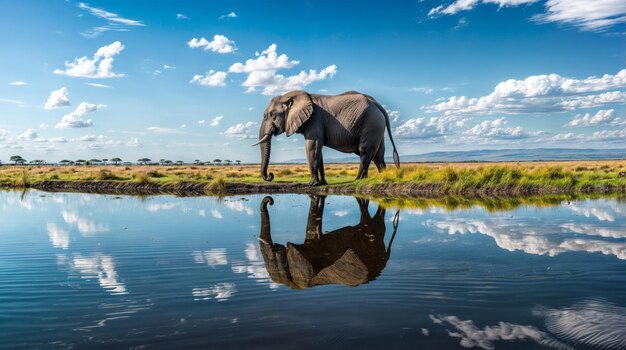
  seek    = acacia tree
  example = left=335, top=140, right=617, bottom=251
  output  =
left=235, top=160, right=241, bottom=165
left=60, top=160, right=71, bottom=166
left=10, top=155, right=24, bottom=165
left=224, top=159, right=232, bottom=165
left=138, top=158, right=151, bottom=165
left=213, top=159, right=222, bottom=165
left=111, top=157, right=122, bottom=165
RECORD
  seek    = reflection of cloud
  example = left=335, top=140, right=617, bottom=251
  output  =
left=430, top=314, right=568, bottom=350
left=62, top=210, right=109, bottom=234
left=332, top=210, right=349, bottom=217
left=47, top=223, right=69, bottom=249
left=192, top=248, right=228, bottom=267
left=146, top=203, right=178, bottom=212
left=58, top=253, right=127, bottom=294
left=561, top=223, right=626, bottom=239
left=224, top=200, right=254, bottom=215
left=211, top=209, right=223, bottom=219
left=568, top=203, right=615, bottom=222
left=535, top=300, right=626, bottom=350
left=431, top=219, right=626, bottom=260
left=231, top=242, right=279, bottom=289
left=192, top=282, right=237, bottom=301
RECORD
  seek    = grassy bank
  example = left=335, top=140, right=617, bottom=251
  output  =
left=0, top=160, right=624, bottom=196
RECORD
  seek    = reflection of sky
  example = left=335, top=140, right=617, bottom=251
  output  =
left=2, top=191, right=626, bottom=348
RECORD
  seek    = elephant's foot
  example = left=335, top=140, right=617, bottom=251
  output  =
left=319, top=179, right=328, bottom=186
left=308, top=179, right=321, bottom=186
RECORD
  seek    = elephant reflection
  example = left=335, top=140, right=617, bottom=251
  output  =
left=258, top=196, right=399, bottom=289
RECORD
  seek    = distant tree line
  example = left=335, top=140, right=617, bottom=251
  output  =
left=1, top=155, right=243, bottom=166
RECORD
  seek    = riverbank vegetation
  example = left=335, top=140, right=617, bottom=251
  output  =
left=0, top=160, right=624, bottom=196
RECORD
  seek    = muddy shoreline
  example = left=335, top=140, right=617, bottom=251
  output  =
left=8, top=180, right=623, bottom=198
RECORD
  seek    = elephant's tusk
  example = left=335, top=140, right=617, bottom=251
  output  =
left=251, top=133, right=271, bottom=146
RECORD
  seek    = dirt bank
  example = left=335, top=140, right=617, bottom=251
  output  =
left=24, top=180, right=625, bottom=198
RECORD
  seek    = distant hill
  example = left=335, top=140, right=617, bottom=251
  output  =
left=281, top=148, right=626, bottom=163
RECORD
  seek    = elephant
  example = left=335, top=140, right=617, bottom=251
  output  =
left=253, top=90, right=400, bottom=185
left=258, top=195, right=399, bottom=289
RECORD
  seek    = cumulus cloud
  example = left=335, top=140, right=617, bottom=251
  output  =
left=126, top=137, right=142, bottom=147
left=44, top=87, right=71, bottom=110
left=224, top=121, right=257, bottom=139
left=462, top=117, right=538, bottom=140
left=533, top=0, right=626, bottom=31
left=9, top=81, right=28, bottom=86
left=424, top=69, right=626, bottom=116
left=176, top=13, right=188, bottom=20
left=47, top=223, right=69, bottom=249
left=53, top=41, right=125, bottom=78
left=78, top=2, right=145, bottom=38
left=210, top=115, right=224, bottom=127
left=228, top=44, right=337, bottom=95
left=566, top=109, right=626, bottom=127
left=219, top=12, right=237, bottom=19
left=394, top=115, right=467, bottom=140
left=190, top=70, right=227, bottom=87
left=17, top=128, right=40, bottom=141
left=56, top=102, right=104, bottom=128
left=188, top=35, right=237, bottom=53
left=589, top=127, right=626, bottom=142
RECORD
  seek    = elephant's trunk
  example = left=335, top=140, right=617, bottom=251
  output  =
left=259, top=125, right=274, bottom=182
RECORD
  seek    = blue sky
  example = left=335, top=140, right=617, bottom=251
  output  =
left=0, top=0, right=624, bottom=163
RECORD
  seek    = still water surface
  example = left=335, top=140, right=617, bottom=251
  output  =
left=1, top=190, right=625, bottom=349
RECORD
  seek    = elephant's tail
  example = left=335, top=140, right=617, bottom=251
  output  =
left=372, top=100, right=400, bottom=168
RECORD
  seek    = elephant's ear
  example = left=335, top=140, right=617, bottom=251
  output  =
left=284, top=91, right=313, bottom=136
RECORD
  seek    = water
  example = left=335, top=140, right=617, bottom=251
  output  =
left=1, top=190, right=625, bottom=349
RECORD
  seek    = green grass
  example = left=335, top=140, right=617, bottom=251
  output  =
left=0, top=161, right=624, bottom=196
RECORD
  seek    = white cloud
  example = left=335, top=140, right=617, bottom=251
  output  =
left=190, top=70, right=227, bottom=87
left=394, top=115, right=467, bottom=139
left=429, top=0, right=538, bottom=16
left=463, top=117, right=534, bottom=140
left=79, top=134, right=97, bottom=142
left=126, top=137, right=141, bottom=147
left=224, top=121, right=257, bottom=139
left=147, top=126, right=185, bottom=134
left=219, top=12, right=238, bottom=19
left=53, top=41, right=125, bottom=78
left=229, top=44, right=298, bottom=73
left=176, top=13, right=188, bottom=20
left=590, top=127, right=626, bottom=141
left=78, top=2, right=145, bottom=38
left=424, top=69, right=626, bottom=115
left=9, top=81, right=28, bottom=86
left=56, top=102, right=104, bottom=128
left=566, top=109, right=626, bottom=127
left=210, top=116, right=224, bottom=127
left=0, top=129, right=8, bottom=141
left=410, top=87, right=434, bottom=94
left=62, top=210, right=109, bottom=235
left=533, top=0, right=626, bottom=31
left=0, top=98, right=25, bottom=106
left=228, top=44, right=337, bottom=95
left=44, top=87, right=70, bottom=110
left=429, top=0, right=626, bottom=32
left=188, top=35, right=237, bottom=53
left=17, top=128, right=39, bottom=141
left=85, top=83, right=112, bottom=89
left=50, top=137, right=69, bottom=143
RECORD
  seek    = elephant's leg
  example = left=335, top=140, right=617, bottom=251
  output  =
left=305, top=139, right=323, bottom=186
left=318, top=154, right=327, bottom=185
left=374, top=139, right=386, bottom=173
left=356, top=139, right=381, bottom=179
